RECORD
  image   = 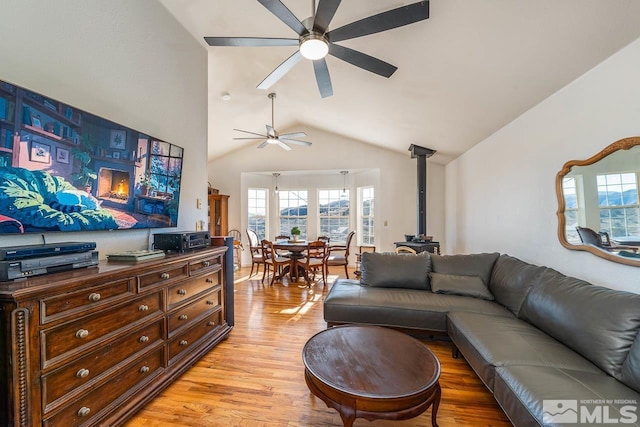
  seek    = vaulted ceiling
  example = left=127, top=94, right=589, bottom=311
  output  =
left=159, top=0, right=640, bottom=164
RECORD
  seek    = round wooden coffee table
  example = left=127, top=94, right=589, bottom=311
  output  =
left=302, top=325, right=441, bottom=427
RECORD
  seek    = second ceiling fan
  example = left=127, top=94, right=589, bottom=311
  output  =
left=233, top=92, right=312, bottom=151
left=205, top=0, right=430, bottom=98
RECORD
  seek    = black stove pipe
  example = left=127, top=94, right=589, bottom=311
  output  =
left=408, top=144, right=436, bottom=236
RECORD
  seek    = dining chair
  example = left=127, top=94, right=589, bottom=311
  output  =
left=228, top=229, right=243, bottom=269
left=395, top=246, right=417, bottom=254
left=576, top=226, right=639, bottom=253
left=325, top=230, right=355, bottom=279
left=246, top=229, right=265, bottom=277
left=301, top=240, right=327, bottom=286
left=274, top=234, right=292, bottom=257
left=318, top=235, right=330, bottom=244
left=261, top=240, right=293, bottom=286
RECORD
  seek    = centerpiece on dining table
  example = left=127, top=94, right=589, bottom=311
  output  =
left=290, top=226, right=302, bottom=242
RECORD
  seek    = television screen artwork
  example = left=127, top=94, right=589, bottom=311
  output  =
left=0, top=78, right=183, bottom=234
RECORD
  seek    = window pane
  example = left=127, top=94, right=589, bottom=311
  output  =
left=318, top=189, right=349, bottom=242
left=279, top=190, right=308, bottom=239
left=358, top=186, right=374, bottom=246
left=598, top=173, right=640, bottom=238
left=248, top=188, right=268, bottom=240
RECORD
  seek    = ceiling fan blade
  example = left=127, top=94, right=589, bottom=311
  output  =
left=313, top=58, right=333, bottom=98
left=276, top=140, right=292, bottom=151
left=257, top=140, right=269, bottom=149
left=233, top=129, right=268, bottom=138
left=258, top=0, right=308, bottom=36
left=204, top=37, right=298, bottom=47
left=327, top=1, right=429, bottom=43
left=279, top=138, right=312, bottom=147
left=278, top=132, right=307, bottom=138
left=313, top=0, right=342, bottom=33
left=257, top=50, right=303, bottom=90
left=329, top=44, right=397, bottom=77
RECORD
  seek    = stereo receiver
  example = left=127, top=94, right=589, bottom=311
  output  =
left=153, top=231, right=210, bottom=252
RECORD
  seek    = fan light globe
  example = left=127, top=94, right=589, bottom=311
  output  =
left=300, top=35, right=329, bottom=60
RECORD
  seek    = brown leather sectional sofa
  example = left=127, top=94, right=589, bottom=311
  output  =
left=323, top=252, right=640, bottom=426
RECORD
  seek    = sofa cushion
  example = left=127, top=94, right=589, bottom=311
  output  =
left=519, top=268, right=640, bottom=380
left=489, top=254, right=547, bottom=316
left=494, top=365, right=640, bottom=427
left=360, top=251, right=431, bottom=290
left=431, top=252, right=500, bottom=286
left=447, top=311, right=602, bottom=391
left=430, top=273, right=494, bottom=300
left=622, top=332, right=640, bottom=393
left=323, top=279, right=512, bottom=332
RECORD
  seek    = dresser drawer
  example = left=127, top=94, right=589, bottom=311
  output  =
left=43, top=346, right=164, bottom=427
left=168, top=309, right=223, bottom=363
left=137, top=262, right=188, bottom=290
left=168, top=288, right=221, bottom=336
left=40, top=278, right=135, bottom=324
left=189, top=253, right=223, bottom=276
left=42, top=319, right=164, bottom=412
left=41, top=291, right=163, bottom=366
left=167, top=272, right=219, bottom=309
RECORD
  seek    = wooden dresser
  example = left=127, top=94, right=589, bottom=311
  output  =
left=0, top=245, right=232, bottom=426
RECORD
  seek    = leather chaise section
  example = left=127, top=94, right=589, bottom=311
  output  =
left=494, top=365, right=640, bottom=427
left=447, top=311, right=602, bottom=391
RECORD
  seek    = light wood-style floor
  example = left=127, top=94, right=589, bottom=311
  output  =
left=125, top=266, right=512, bottom=427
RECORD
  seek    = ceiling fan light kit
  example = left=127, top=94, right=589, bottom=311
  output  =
left=299, top=34, right=329, bottom=60
left=205, top=0, right=430, bottom=98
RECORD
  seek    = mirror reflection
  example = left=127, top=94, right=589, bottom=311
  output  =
left=557, top=137, right=640, bottom=266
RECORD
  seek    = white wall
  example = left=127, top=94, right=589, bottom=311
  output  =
left=0, top=0, right=209, bottom=255
left=209, top=125, right=445, bottom=265
left=445, top=37, right=640, bottom=293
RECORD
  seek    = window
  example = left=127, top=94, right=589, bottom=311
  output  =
left=148, top=140, right=183, bottom=194
left=598, top=173, right=640, bottom=238
left=562, top=177, right=581, bottom=244
left=358, top=186, right=374, bottom=245
left=318, top=189, right=349, bottom=243
left=248, top=188, right=268, bottom=240
left=278, top=190, right=308, bottom=239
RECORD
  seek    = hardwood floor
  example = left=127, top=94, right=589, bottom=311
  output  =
left=125, top=267, right=512, bottom=427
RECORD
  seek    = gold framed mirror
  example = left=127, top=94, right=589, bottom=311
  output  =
left=556, top=137, right=640, bottom=266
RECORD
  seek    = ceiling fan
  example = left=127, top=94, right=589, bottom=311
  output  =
left=233, top=92, right=312, bottom=151
left=205, top=0, right=429, bottom=98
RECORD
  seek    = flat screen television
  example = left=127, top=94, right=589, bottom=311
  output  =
left=0, top=78, right=183, bottom=234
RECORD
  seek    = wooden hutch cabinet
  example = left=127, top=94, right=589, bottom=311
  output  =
left=208, top=194, right=229, bottom=236
left=0, top=245, right=232, bottom=426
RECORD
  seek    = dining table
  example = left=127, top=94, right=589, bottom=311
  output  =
left=272, top=240, right=312, bottom=284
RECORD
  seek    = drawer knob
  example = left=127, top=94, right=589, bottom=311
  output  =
left=206, top=300, right=215, bottom=305
left=179, top=340, right=188, bottom=346
left=179, top=314, right=188, bottom=321
left=88, top=293, right=101, bottom=302
left=76, top=368, right=90, bottom=379
left=139, top=304, right=149, bottom=312
left=76, top=329, right=89, bottom=339
left=161, top=272, right=170, bottom=280
left=202, top=261, right=210, bottom=267
left=139, top=335, right=149, bottom=343
left=177, top=289, right=187, bottom=296
left=206, top=278, right=214, bottom=283
left=139, top=366, right=150, bottom=374
left=78, top=407, right=91, bottom=417
left=207, top=321, right=216, bottom=327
